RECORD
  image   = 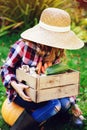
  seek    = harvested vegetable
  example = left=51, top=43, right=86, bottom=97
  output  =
left=45, top=63, right=69, bottom=75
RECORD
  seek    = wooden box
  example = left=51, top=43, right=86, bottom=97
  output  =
left=16, top=69, right=80, bottom=103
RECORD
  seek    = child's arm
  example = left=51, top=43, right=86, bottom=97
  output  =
left=1, top=39, right=25, bottom=88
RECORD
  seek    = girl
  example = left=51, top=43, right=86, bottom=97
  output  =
left=1, top=8, right=84, bottom=130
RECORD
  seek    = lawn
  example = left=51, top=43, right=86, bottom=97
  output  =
left=0, top=33, right=87, bottom=130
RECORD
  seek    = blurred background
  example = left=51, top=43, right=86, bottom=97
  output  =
left=0, top=0, right=87, bottom=42
left=0, top=0, right=87, bottom=130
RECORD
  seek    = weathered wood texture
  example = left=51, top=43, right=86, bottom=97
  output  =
left=16, top=69, right=80, bottom=103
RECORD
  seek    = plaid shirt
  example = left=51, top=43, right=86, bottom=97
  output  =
left=1, top=39, right=44, bottom=101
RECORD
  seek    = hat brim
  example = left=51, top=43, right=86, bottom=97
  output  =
left=21, top=24, right=84, bottom=50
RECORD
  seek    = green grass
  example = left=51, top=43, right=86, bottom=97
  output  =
left=0, top=34, right=87, bottom=130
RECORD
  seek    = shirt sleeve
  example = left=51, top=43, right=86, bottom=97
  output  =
left=1, top=39, right=25, bottom=88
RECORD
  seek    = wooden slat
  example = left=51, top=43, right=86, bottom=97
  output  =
left=26, top=84, right=79, bottom=103
left=36, top=84, right=79, bottom=102
left=39, top=71, right=79, bottom=89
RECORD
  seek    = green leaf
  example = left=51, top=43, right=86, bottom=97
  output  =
left=0, top=31, right=9, bottom=37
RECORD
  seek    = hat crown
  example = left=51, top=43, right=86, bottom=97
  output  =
left=40, top=8, right=71, bottom=27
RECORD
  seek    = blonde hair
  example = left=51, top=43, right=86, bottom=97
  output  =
left=36, top=44, right=66, bottom=63
left=23, top=39, right=66, bottom=63
left=44, top=48, right=66, bottom=63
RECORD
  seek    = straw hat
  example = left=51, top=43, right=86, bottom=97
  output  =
left=21, top=8, right=84, bottom=50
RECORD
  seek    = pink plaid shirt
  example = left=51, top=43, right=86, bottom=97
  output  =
left=1, top=39, right=45, bottom=101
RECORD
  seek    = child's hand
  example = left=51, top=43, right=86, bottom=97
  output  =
left=11, top=81, right=32, bottom=102
left=17, top=83, right=32, bottom=102
left=71, top=104, right=82, bottom=117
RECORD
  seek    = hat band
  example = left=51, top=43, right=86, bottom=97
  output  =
left=39, top=21, right=70, bottom=32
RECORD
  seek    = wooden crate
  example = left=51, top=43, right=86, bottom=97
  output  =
left=16, top=69, right=80, bottom=103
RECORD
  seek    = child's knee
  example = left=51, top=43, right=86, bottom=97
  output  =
left=50, top=99, right=61, bottom=112
left=61, top=101, right=71, bottom=111
left=60, top=98, right=71, bottom=111
left=64, top=101, right=71, bottom=110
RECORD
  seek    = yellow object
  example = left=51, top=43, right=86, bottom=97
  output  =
left=1, top=98, right=24, bottom=126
